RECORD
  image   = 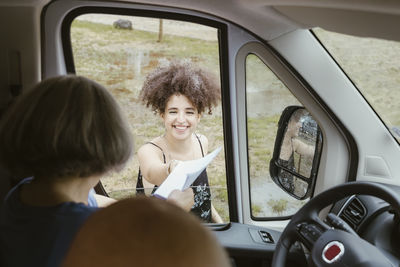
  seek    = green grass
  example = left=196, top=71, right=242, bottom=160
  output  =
left=73, top=20, right=165, bottom=43
left=267, top=199, right=288, bottom=216
left=314, top=28, right=400, bottom=138
left=72, top=20, right=220, bottom=75
left=247, top=115, right=280, bottom=178
left=252, top=204, right=262, bottom=217
left=108, top=189, right=136, bottom=200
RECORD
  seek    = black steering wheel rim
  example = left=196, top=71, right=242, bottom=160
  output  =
left=272, top=181, right=400, bottom=267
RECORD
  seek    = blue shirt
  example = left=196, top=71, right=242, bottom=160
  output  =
left=0, top=177, right=99, bottom=267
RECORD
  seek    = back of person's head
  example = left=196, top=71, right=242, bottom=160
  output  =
left=63, top=197, right=231, bottom=267
left=0, top=75, right=132, bottom=180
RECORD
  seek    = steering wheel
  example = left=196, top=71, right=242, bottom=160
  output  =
left=272, top=181, right=400, bottom=267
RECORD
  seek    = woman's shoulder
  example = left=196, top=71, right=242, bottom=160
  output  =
left=138, top=137, right=165, bottom=157
left=194, top=133, right=208, bottom=153
left=194, top=133, right=208, bottom=142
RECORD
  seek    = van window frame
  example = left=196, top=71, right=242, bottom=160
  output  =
left=59, top=6, right=238, bottom=222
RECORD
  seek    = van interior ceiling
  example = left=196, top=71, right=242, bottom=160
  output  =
left=1, top=0, right=400, bottom=94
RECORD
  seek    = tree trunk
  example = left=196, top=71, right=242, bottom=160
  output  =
left=158, top=19, right=163, bottom=42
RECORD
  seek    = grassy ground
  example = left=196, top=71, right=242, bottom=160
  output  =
left=314, top=28, right=400, bottom=136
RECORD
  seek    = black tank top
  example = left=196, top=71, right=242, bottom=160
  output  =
left=136, top=135, right=212, bottom=222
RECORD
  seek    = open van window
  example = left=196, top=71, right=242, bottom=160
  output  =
left=68, top=13, right=229, bottom=222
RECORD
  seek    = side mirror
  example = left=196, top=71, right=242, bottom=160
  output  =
left=270, top=106, right=322, bottom=200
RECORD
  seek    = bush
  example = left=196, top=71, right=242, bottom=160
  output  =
left=267, top=199, right=288, bottom=215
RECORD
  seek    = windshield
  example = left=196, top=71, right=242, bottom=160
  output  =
left=314, top=28, right=400, bottom=144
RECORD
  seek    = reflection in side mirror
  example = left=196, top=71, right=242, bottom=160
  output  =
left=270, top=106, right=322, bottom=200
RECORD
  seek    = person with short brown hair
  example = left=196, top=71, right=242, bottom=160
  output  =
left=0, top=75, right=133, bottom=179
left=0, top=75, right=133, bottom=267
left=0, top=75, right=197, bottom=267
left=62, top=196, right=231, bottom=267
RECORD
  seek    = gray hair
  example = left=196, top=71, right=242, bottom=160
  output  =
left=0, top=75, right=133, bottom=179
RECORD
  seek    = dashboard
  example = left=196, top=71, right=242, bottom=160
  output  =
left=211, top=183, right=400, bottom=267
left=331, top=192, right=400, bottom=264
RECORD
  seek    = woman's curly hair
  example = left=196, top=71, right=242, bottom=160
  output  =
left=140, top=62, right=221, bottom=114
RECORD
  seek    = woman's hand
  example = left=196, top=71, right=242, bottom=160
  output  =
left=167, top=159, right=181, bottom=175
left=211, top=204, right=223, bottom=223
left=167, top=188, right=194, bottom=211
left=93, top=194, right=117, bottom=207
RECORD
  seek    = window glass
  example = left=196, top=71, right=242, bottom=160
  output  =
left=70, top=14, right=228, bottom=221
left=314, top=28, right=400, bottom=144
left=246, top=54, right=308, bottom=217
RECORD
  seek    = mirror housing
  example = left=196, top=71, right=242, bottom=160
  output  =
left=269, top=106, right=322, bottom=200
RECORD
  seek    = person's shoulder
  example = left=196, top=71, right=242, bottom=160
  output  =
left=195, top=133, right=209, bottom=154
left=57, top=202, right=99, bottom=223
left=137, top=137, right=165, bottom=158
left=195, top=133, right=208, bottom=146
left=195, top=133, right=208, bottom=142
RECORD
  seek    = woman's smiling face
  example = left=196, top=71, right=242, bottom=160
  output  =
left=162, top=94, right=200, bottom=140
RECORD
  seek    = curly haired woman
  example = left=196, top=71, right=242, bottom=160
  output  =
left=136, top=62, right=223, bottom=223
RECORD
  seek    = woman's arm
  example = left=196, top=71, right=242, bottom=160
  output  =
left=211, top=204, right=223, bottom=223
left=94, top=194, right=117, bottom=207
left=137, top=143, right=170, bottom=186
